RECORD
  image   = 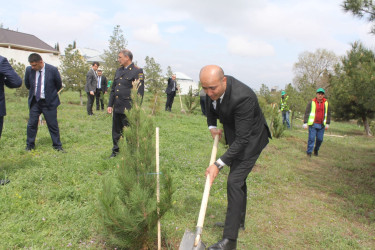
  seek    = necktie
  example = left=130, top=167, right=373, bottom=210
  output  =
left=36, top=70, right=42, bottom=101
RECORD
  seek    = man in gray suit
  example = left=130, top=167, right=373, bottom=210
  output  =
left=85, top=62, right=99, bottom=115
left=201, top=65, right=271, bottom=250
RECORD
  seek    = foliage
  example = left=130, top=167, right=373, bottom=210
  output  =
left=293, top=49, right=338, bottom=93
left=144, top=56, right=164, bottom=94
left=342, top=0, right=375, bottom=33
left=184, top=86, right=199, bottom=113
left=8, top=58, right=27, bottom=97
left=330, top=41, right=375, bottom=136
left=269, top=105, right=285, bottom=138
left=166, top=66, right=173, bottom=77
left=102, top=25, right=127, bottom=82
left=0, top=89, right=375, bottom=248
left=99, top=81, right=174, bottom=249
left=59, top=44, right=88, bottom=105
left=144, top=56, right=165, bottom=115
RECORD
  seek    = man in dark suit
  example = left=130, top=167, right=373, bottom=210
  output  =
left=85, top=62, right=99, bottom=115
left=95, top=69, right=108, bottom=111
left=107, top=49, right=144, bottom=158
left=165, top=73, right=177, bottom=111
left=201, top=65, right=271, bottom=250
left=0, top=55, right=22, bottom=185
left=25, top=53, right=63, bottom=151
left=0, top=55, right=22, bottom=139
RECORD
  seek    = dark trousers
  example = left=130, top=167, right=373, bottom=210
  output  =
left=223, top=153, right=260, bottom=240
left=0, top=116, right=3, bottom=138
left=86, top=92, right=95, bottom=115
left=112, top=112, right=129, bottom=153
left=165, top=92, right=176, bottom=111
left=95, top=88, right=104, bottom=110
left=26, top=98, right=62, bottom=149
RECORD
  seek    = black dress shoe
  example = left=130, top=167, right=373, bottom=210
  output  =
left=54, top=147, right=66, bottom=153
left=208, top=238, right=237, bottom=250
left=25, top=146, right=34, bottom=151
left=109, top=152, right=117, bottom=158
left=0, top=179, right=10, bottom=185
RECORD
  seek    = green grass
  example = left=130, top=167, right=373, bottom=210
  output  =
left=1, top=89, right=374, bottom=249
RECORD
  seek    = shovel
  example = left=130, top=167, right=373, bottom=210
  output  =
left=179, top=134, right=219, bottom=250
left=178, top=87, right=186, bottom=114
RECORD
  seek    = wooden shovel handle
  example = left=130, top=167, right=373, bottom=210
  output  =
left=195, top=134, right=219, bottom=242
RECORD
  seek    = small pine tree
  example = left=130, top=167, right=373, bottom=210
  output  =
left=270, top=105, right=285, bottom=138
left=8, top=59, right=27, bottom=98
left=184, top=86, right=199, bottom=113
left=99, top=80, right=174, bottom=249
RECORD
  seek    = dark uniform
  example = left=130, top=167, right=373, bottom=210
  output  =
left=108, top=63, right=144, bottom=154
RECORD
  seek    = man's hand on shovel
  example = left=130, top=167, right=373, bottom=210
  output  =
left=205, top=164, right=219, bottom=186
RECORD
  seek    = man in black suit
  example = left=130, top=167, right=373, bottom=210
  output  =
left=165, top=73, right=177, bottom=111
left=25, top=53, right=64, bottom=151
left=107, top=49, right=144, bottom=158
left=0, top=55, right=22, bottom=185
left=95, top=69, right=108, bottom=110
left=85, top=62, right=99, bottom=115
left=201, top=65, right=271, bottom=250
left=0, top=55, right=22, bottom=139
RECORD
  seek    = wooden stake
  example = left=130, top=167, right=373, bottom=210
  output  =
left=156, top=127, right=161, bottom=250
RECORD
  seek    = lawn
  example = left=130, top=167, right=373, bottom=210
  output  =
left=1, top=90, right=374, bottom=249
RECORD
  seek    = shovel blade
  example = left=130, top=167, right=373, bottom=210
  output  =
left=179, top=230, right=206, bottom=250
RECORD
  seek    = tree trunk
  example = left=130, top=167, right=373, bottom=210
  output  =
left=79, top=90, right=83, bottom=106
left=362, top=116, right=373, bottom=136
left=152, top=94, right=158, bottom=115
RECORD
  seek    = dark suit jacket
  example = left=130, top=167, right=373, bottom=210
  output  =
left=85, top=68, right=97, bottom=93
left=206, top=75, right=271, bottom=165
left=0, top=56, right=22, bottom=116
left=25, top=63, right=62, bottom=109
left=108, top=63, right=144, bottom=114
left=98, top=75, right=108, bottom=92
left=165, top=77, right=177, bottom=95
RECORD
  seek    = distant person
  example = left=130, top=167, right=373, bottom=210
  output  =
left=303, top=88, right=331, bottom=157
left=25, top=53, right=64, bottom=151
left=95, top=69, right=108, bottom=111
left=165, top=74, right=177, bottom=112
left=199, top=86, right=206, bottom=116
left=0, top=56, right=22, bottom=185
left=280, top=91, right=290, bottom=128
left=85, top=62, right=99, bottom=115
left=107, top=49, right=144, bottom=158
left=200, top=65, right=271, bottom=250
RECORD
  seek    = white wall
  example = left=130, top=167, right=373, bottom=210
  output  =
left=177, top=79, right=199, bottom=95
left=0, top=47, right=60, bottom=68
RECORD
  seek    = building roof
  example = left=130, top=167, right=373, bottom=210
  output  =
left=174, top=71, right=193, bottom=81
left=0, top=28, right=58, bottom=54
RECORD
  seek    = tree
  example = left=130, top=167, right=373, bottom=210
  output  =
left=293, top=49, right=338, bottom=95
left=8, top=59, right=27, bottom=97
left=102, top=25, right=128, bottom=82
left=330, top=42, right=375, bottom=136
left=184, top=85, right=199, bottom=113
left=99, top=80, right=173, bottom=248
left=166, top=66, right=173, bottom=77
left=342, top=0, right=375, bottom=33
left=59, top=44, right=89, bottom=105
left=284, top=83, right=306, bottom=127
left=143, top=56, right=164, bottom=115
left=259, top=84, right=272, bottom=104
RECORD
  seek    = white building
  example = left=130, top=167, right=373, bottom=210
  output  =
left=0, top=28, right=60, bottom=67
left=174, top=72, right=199, bottom=95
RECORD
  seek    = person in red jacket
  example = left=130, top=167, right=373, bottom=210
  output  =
left=303, top=88, right=331, bottom=157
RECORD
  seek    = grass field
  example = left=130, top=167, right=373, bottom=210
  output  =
left=0, top=90, right=374, bottom=249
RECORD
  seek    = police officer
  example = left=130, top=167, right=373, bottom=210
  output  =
left=107, top=49, right=144, bottom=158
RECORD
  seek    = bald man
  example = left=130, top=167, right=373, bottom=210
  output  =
left=201, top=65, right=271, bottom=250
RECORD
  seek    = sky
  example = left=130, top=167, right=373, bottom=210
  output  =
left=1, top=0, right=373, bottom=91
